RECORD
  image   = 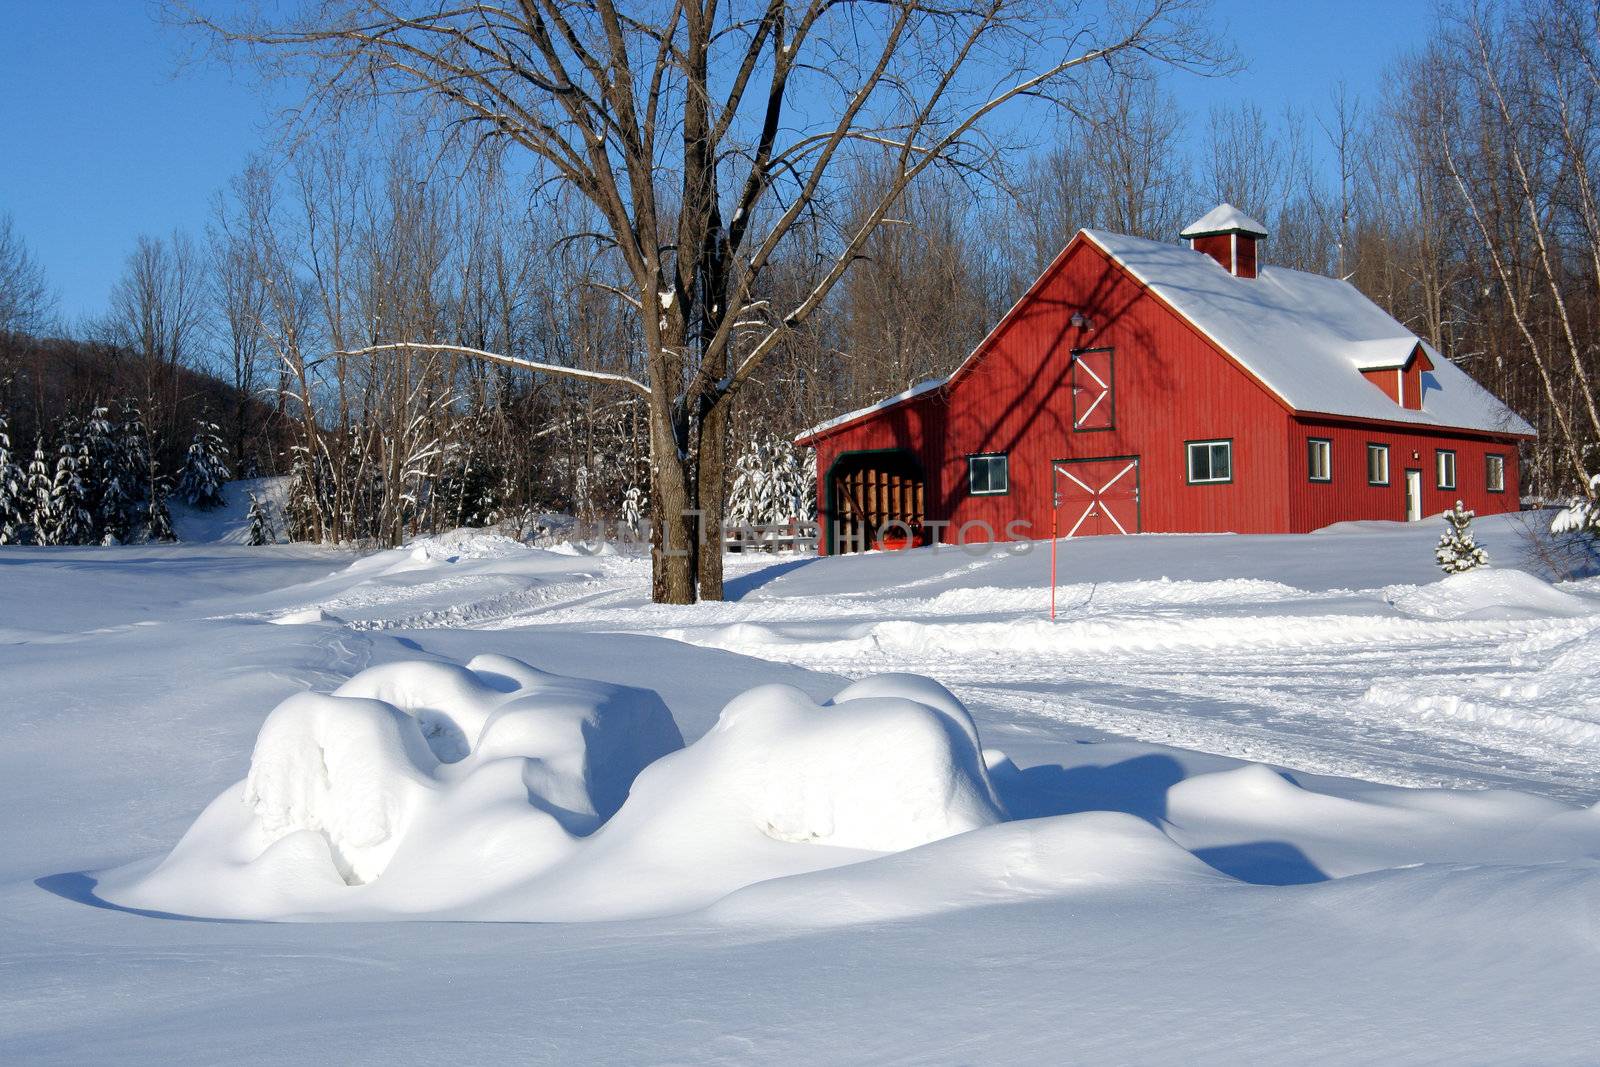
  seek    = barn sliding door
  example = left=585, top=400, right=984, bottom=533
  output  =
left=1052, top=456, right=1141, bottom=537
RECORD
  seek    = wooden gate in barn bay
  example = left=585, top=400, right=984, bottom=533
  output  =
left=826, top=449, right=926, bottom=553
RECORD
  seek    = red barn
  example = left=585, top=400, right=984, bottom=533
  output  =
left=795, top=205, right=1533, bottom=554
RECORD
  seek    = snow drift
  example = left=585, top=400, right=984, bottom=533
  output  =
left=1386, top=567, right=1593, bottom=620
left=95, top=661, right=1007, bottom=921
left=97, top=654, right=684, bottom=918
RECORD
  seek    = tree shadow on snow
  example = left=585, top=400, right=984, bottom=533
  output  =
left=34, top=872, right=259, bottom=924
left=722, top=556, right=818, bottom=600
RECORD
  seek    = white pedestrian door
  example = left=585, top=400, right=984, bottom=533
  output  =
left=1405, top=469, right=1422, bottom=521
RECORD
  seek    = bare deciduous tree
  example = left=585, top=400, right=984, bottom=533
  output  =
left=187, top=0, right=1225, bottom=602
left=0, top=214, right=55, bottom=337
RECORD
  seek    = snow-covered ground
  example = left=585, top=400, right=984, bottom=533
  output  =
left=3, top=505, right=1599, bottom=1062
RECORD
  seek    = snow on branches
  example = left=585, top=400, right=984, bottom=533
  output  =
left=1436, top=500, right=1489, bottom=574
left=176, top=421, right=231, bottom=511
left=1550, top=475, right=1599, bottom=539
left=725, top=432, right=816, bottom=529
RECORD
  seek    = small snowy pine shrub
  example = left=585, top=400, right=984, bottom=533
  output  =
left=147, top=479, right=177, bottom=542
left=176, top=422, right=230, bottom=510
left=246, top=492, right=277, bottom=546
left=1436, top=500, right=1489, bottom=574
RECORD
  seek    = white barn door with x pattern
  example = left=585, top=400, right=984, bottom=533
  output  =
left=1052, top=456, right=1141, bottom=537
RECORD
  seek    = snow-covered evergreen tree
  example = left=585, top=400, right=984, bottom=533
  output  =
left=81, top=405, right=121, bottom=542
left=109, top=401, right=151, bottom=536
left=176, top=421, right=230, bottom=510
left=726, top=432, right=817, bottom=528
left=1436, top=500, right=1489, bottom=574
left=0, top=411, right=22, bottom=544
left=24, top=443, right=53, bottom=544
left=284, top=447, right=322, bottom=542
left=147, top=478, right=177, bottom=542
left=47, top=430, right=94, bottom=545
left=620, top=484, right=647, bottom=535
left=245, top=492, right=277, bottom=546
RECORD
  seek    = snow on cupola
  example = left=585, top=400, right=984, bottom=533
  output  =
left=1181, top=203, right=1268, bottom=279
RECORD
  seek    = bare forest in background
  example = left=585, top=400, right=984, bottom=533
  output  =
left=0, top=0, right=1595, bottom=576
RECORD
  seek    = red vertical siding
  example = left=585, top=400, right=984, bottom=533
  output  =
left=1190, top=234, right=1232, bottom=274
left=1287, top=418, right=1521, bottom=531
left=1235, top=236, right=1258, bottom=279
left=1361, top=367, right=1401, bottom=404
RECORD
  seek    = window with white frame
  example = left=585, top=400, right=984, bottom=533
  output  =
left=967, top=453, right=1009, bottom=495
left=1436, top=449, right=1457, bottom=490
left=1367, top=443, right=1390, bottom=486
left=1486, top=453, right=1506, bottom=493
left=1186, top=440, right=1232, bottom=484
left=1307, top=438, right=1332, bottom=482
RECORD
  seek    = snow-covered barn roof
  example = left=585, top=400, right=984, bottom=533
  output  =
left=1180, top=203, right=1268, bottom=238
left=1082, top=229, right=1534, bottom=436
left=796, top=227, right=1534, bottom=444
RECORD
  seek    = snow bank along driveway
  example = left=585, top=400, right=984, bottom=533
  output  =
left=4, top=513, right=1600, bottom=1062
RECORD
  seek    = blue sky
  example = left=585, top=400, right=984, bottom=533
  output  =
left=0, top=0, right=1434, bottom=326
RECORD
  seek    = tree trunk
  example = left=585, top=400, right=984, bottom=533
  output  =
left=696, top=396, right=728, bottom=601
left=648, top=393, right=698, bottom=604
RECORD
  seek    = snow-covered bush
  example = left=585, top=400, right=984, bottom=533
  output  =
left=175, top=421, right=230, bottom=510
left=1436, top=500, right=1489, bottom=574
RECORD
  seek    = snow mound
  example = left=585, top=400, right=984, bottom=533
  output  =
left=706, top=677, right=1005, bottom=851
left=354, top=530, right=533, bottom=574
left=708, top=811, right=1223, bottom=927
left=96, top=668, right=1010, bottom=922
left=96, top=654, right=682, bottom=918
left=1386, top=568, right=1594, bottom=620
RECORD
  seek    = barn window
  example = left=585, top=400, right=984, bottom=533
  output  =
left=1367, top=443, right=1390, bottom=486
left=1307, top=438, right=1332, bottom=482
left=1436, top=449, right=1457, bottom=490
left=1071, top=348, right=1115, bottom=431
left=1486, top=453, right=1506, bottom=493
left=1186, top=440, right=1232, bottom=484
left=968, top=453, right=1009, bottom=495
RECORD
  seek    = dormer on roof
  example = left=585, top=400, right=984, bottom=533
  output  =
left=1181, top=203, right=1268, bottom=279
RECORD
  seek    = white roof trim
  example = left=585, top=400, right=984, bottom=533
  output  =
left=794, top=378, right=945, bottom=443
